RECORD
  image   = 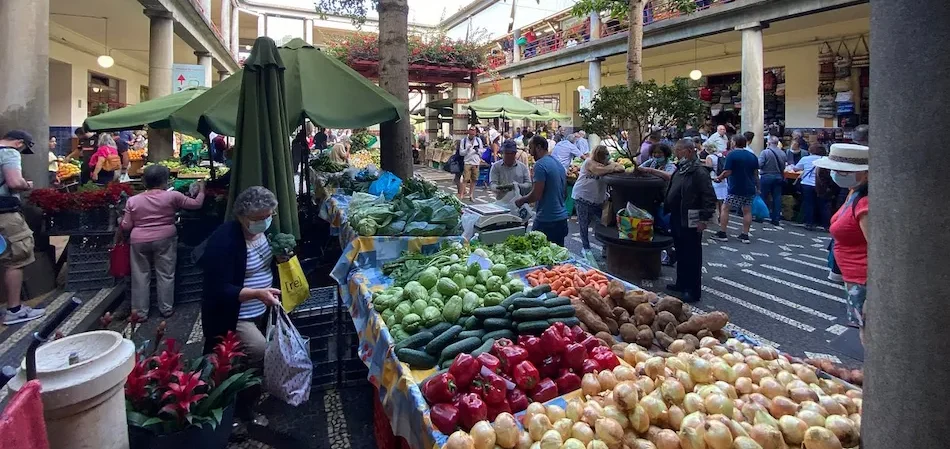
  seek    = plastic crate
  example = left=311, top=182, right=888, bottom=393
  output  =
left=66, top=277, right=116, bottom=292
left=312, top=360, right=338, bottom=392
left=340, top=358, right=369, bottom=388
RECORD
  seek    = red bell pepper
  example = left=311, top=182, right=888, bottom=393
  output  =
left=422, top=372, right=457, bottom=404
left=491, top=337, right=514, bottom=356
left=507, top=387, right=530, bottom=413
left=493, top=340, right=529, bottom=374
left=451, top=392, right=464, bottom=409
left=554, top=370, right=582, bottom=393
left=562, top=342, right=588, bottom=372
left=538, top=355, right=561, bottom=379
left=476, top=353, right=501, bottom=375
left=581, top=359, right=600, bottom=375
left=570, top=325, right=587, bottom=342
left=581, top=334, right=604, bottom=353
left=448, top=353, right=482, bottom=389
left=551, top=321, right=569, bottom=336
left=517, top=335, right=545, bottom=364
left=474, top=372, right=507, bottom=405
left=457, top=393, right=488, bottom=430
left=529, top=378, right=559, bottom=403
left=512, top=360, right=541, bottom=391
left=430, top=403, right=460, bottom=435
left=591, top=346, right=620, bottom=370
left=487, top=398, right=512, bottom=421
left=541, top=324, right=571, bottom=355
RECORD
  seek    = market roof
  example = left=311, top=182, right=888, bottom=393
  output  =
left=467, top=93, right=567, bottom=120
left=82, top=87, right=209, bottom=134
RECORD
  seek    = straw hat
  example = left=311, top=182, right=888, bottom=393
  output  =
left=813, top=143, right=869, bottom=172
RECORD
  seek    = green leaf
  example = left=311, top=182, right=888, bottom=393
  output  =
left=142, top=417, right=165, bottom=427
left=212, top=407, right=224, bottom=425
left=195, top=371, right=258, bottom=416
left=127, top=410, right=152, bottom=426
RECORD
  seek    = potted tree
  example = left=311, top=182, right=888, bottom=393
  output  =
left=124, top=324, right=260, bottom=449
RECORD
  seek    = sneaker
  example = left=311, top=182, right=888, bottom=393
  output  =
left=713, top=231, right=729, bottom=242
left=771, top=220, right=782, bottom=227
left=738, top=233, right=751, bottom=244
left=828, top=271, right=843, bottom=283
left=4, top=306, right=46, bottom=325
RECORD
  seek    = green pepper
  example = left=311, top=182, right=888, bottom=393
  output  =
left=486, top=275, right=503, bottom=292
left=412, top=299, right=428, bottom=316
left=440, top=265, right=452, bottom=277
left=429, top=290, right=443, bottom=301
left=507, top=278, right=525, bottom=293
left=483, top=292, right=505, bottom=307
left=468, top=263, right=481, bottom=276
left=385, top=313, right=397, bottom=328
left=461, top=292, right=480, bottom=314
left=452, top=273, right=466, bottom=289
left=498, top=284, right=511, bottom=297
left=372, top=294, right=394, bottom=312
left=402, top=313, right=423, bottom=333
left=450, top=263, right=467, bottom=276
left=381, top=308, right=395, bottom=324
left=490, top=264, right=508, bottom=277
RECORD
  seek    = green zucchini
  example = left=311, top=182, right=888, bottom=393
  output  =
left=548, top=317, right=580, bottom=327
left=546, top=305, right=576, bottom=318
left=425, top=325, right=463, bottom=356
left=394, top=331, right=434, bottom=351
left=483, top=317, right=513, bottom=331
left=463, top=315, right=479, bottom=330
left=511, top=307, right=550, bottom=321
left=439, top=358, right=454, bottom=369
left=472, top=306, right=507, bottom=319
left=482, top=329, right=515, bottom=342
left=458, top=329, right=486, bottom=340
left=524, top=284, right=552, bottom=298
left=396, top=348, right=437, bottom=369
left=439, top=337, right=483, bottom=364
left=543, top=297, right=572, bottom=308
left=470, top=338, right=495, bottom=358
left=424, top=322, right=453, bottom=336
left=512, top=298, right=545, bottom=309
left=499, top=292, right=525, bottom=309
left=517, top=320, right=551, bottom=335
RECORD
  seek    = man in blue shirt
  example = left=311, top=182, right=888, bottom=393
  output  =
left=516, top=135, right=568, bottom=246
left=575, top=130, right=590, bottom=155
left=552, top=133, right=584, bottom=168
left=713, top=135, right=758, bottom=243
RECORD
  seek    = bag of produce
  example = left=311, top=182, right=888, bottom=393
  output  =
left=617, top=202, right=653, bottom=242
left=264, top=308, right=312, bottom=406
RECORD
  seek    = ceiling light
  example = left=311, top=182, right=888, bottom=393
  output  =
left=689, top=69, right=703, bottom=80
left=91, top=86, right=102, bottom=93
left=244, top=45, right=251, bottom=50
left=577, top=85, right=586, bottom=92
left=97, top=55, right=115, bottom=68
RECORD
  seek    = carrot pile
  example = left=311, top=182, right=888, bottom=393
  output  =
left=525, top=264, right=612, bottom=299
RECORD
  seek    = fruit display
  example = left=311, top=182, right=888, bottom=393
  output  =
left=614, top=157, right=635, bottom=169
left=144, top=159, right=182, bottom=171
left=178, top=166, right=210, bottom=176
left=56, top=162, right=80, bottom=180
left=421, top=322, right=618, bottom=434
left=442, top=337, right=862, bottom=449
left=127, top=149, right=147, bottom=161
left=804, top=359, right=863, bottom=386
left=350, top=149, right=380, bottom=169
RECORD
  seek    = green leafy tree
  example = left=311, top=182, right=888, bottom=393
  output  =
left=572, top=0, right=696, bottom=86
left=578, top=78, right=704, bottom=156
left=316, top=0, right=413, bottom=180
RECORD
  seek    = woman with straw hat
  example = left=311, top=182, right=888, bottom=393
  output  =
left=814, top=143, right=869, bottom=342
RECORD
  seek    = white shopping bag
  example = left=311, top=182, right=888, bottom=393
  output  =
left=263, top=308, right=312, bottom=406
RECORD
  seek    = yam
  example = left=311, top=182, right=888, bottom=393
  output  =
left=619, top=323, right=640, bottom=343
left=571, top=298, right=609, bottom=334
left=682, top=334, right=700, bottom=350
left=619, top=290, right=650, bottom=314
left=654, top=311, right=678, bottom=332
left=633, top=303, right=656, bottom=326
left=675, top=316, right=703, bottom=335
left=579, top=287, right=614, bottom=319
left=613, top=306, right=631, bottom=324
left=636, top=327, right=654, bottom=349
left=655, top=297, right=684, bottom=318
left=655, top=331, right=675, bottom=350
left=604, top=295, right=618, bottom=310
left=607, top=280, right=626, bottom=301
left=696, top=329, right=712, bottom=339
left=637, top=324, right=651, bottom=332
left=604, top=317, right=619, bottom=334
left=595, top=331, right=615, bottom=346
left=579, top=322, right=590, bottom=333
left=702, top=311, right=729, bottom=332
left=663, top=322, right=677, bottom=340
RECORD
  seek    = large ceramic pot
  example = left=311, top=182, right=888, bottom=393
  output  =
left=603, top=172, right=668, bottom=219
left=128, top=404, right=235, bottom=449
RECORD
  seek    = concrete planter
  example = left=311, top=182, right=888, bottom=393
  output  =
left=127, top=404, right=235, bottom=449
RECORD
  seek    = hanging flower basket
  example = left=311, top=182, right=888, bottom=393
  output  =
left=328, top=33, right=486, bottom=71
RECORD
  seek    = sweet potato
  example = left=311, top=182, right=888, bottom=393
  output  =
left=696, top=329, right=712, bottom=339
left=675, top=316, right=703, bottom=335
left=633, top=302, right=655, bottom=326
left=619, top=290, right=650, bottom=314
left=595, top=331, right=615, bottom=346
left=655, top=331, right=675, bottom=350
left=702, top=311, right=729, bottom=332
left=663, top=322, right=677, bottom=340
left=619, top=323, right=640, bottom=343
left=607, top=280, right=626, bottom=301
left=579, top=287, right=614, bottom=319
left=682, top=334, right=700, bottom=350
left=654, top=311, right=678, bottom=333
left=571, top=298, right=609, bottom=334
left=604, top=295, right=618, bottom=311
left=656, top=297, right=684, bottom=318
left=612, top=306, right=631, bottom=324
left=604, top=317, right=619, bottom=334
left=636, top=327, right=654, bottom=348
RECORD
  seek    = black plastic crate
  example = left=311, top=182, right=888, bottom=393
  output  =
left=66, top=277, right=116, bottom=292
left=312, top=360, right=338, bottom=391
left=340, top=358, right=369, bottom=388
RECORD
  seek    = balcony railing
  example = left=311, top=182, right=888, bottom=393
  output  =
left=488, top=0, right=733, bottom=67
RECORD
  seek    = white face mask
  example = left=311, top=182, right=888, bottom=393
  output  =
left=246, top=216, right=272, bottom=235
left=832, top=171, right=859, bottom=189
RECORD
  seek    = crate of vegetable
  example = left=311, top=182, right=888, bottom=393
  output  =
left=471, top=231, right=571, bottom=270
left=347, top=191, right=462, bottom=237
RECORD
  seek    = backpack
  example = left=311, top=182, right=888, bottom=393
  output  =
left=101, top=150, right=121, bottom=172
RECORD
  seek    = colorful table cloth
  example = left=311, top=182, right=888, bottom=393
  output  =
left=317, top=192, right=350, bottom=236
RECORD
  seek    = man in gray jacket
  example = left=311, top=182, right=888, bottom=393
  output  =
left=758, top=135, right=787, bottom=226
left=489, top=140, right=531, bottom=200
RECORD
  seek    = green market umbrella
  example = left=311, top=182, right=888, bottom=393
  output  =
left=83, top=87, right=208, bottom=135
left=225, top=37, right=299, bottom=238
left=170, top=38, right=406, bottom=137
left=467, top=93, right=549, bottom=119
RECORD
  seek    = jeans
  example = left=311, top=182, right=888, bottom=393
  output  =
left=574, top=199, right=602, bottom=249
left=130, top=235, right=178, bottom=316
left=759, top=174, right=785, bottom=223
left=670, top=213, right=703, bottom=299
left=801, top=185, right=829, bottom=227
left=533, top=219, right=569, bottom=247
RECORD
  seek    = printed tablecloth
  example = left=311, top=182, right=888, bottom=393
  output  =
left=317, top=192, right=351, bottom=236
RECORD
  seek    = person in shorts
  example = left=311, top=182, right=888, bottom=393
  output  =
left=713, top=135, right=758, bottom=244
left=0, top=130, right=45, bottom=324
left=458, top=127, right=484, bottom=201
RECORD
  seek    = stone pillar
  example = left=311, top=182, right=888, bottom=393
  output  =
left=865, top=2, right=950, bottom=448
left=257, top=14, right=266, bottom=37
left=146, top=9, right=175, bottom=161
left=589, top=12, right=601, bottom=41
left=512, top=28, right=522, bottom=63
left=738, top=23, right=765, bottom=154
left=0, top=0, right=50, bottom=187
left=201, top=0, right=212, bottom=23
left=304, top=19, right=314, bottom=45
left=218, top=69, right=229, bottom=82
left=230, top=3, right=240, bottom=57
left=195, top=51, right=213, bottom=87
left=587, top=57, right=603, bottom=93
left=424, top=92, right=439, bottom=163
left=451, top=85, right=472, bottom=138
left=219, top=0, right=230, bottom=49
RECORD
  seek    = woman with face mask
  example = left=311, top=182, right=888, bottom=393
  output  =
left=571, top=145, right=625, bottom=259
left=814, top=144, right=869, bottom=343
left=636, top=143, right=676, bottom=181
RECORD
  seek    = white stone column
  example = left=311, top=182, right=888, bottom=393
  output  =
left=195, top=51, right=213, bottom=87
left=230, top=3, right=240, bottom=57
left=738, top=22, right=765, bottom=154
left=257, top=13, right=266, bottom=37
left=218, top=69, right=229, bottom=82
left=0, top=0, right=49, bottom=186
left=451, top=85, right=472, bottom=138
left=512, top=76, right=523, bottom=99
left=145, top=9, right=175, bottom=161
left=589, top=12, right=602, bottom=41
left=512, top=28, right=522, bottom=63
left=219, top=0, right=230, bottom=49
left=305, top=19, right=314, bottom=44
left=201, top=0, right=212, bottom=23
left=588, top=57, right=603, bottom=93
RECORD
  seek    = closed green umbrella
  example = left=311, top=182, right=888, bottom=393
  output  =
left=83, top=87, right=208, bottom=134
left=226, top=37, right=299, bottom=238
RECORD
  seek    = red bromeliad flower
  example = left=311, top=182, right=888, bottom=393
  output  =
left=160, top=371, right=208, bottom=424
left=210, top=331, right=246, bottom=385
left=125, top=353, right=149, bottom=403
left=146, top=339, right=182, bottom=388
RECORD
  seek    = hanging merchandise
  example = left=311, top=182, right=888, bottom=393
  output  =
left=719, top=90, right=732, bottom=104
left=775, top=82, right=786, bottom=97
left=835, top=90, right=854, bottom=103
left=834, top=40, right=852, bottom=79
left=818, top=42, right=835, bottom=82
left=834, top=78, right=852, bottom=92
left=699, top=86, right=713, bottom=101
left=852, top=35, right=869, bottom=67
left=836, top=101, right=855, bottom=115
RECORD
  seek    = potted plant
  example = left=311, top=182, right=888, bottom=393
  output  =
left=30, top=182, right=132, bottom=233
left=124, top=324, right=260, bottom=449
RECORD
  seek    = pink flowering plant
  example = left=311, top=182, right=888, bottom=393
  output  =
left=124, top=330, right=259, bottom=434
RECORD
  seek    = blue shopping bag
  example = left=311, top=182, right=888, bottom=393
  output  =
left=368, top=170, right=403, bottom=200
left=751, top=195, right=769, bottom=220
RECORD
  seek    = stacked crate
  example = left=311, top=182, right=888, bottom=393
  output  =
left=65, top=235, right=115, bottom=292
left=289, top=287, right=367, bottom=390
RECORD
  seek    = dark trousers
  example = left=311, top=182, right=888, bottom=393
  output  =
left=533, top=219, right=569, bottom=247
left=759, top=174, right=784, bottom=223
left=670, top=214, right=703, bottom=299
left=801, top=185, right=829, bottom=228
left=574, top=199, right=601, bottom=249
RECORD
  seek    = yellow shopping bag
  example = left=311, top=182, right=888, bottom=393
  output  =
left=278, top=256, right=310, bottom=312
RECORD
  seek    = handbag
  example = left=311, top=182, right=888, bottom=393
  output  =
left=443, top=141, right=463, bottom=174
left=264, top=307, right=313, bottom=406
left=834, top=40, right=852, bottom=68
left=818, top=42, right=834, bottom=64
left=835, top=90, right=853, bottom=103
left=834, top=78, right=851, bottom=92
left=775, top=83, right=786, bottom=96
left=852, top=35, right=869, bottom=67
left=836, top=102, right=855, bottom=114
left=108, top=242, right=131, bottom=278
left=277, top=255, right=310, bottom=313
